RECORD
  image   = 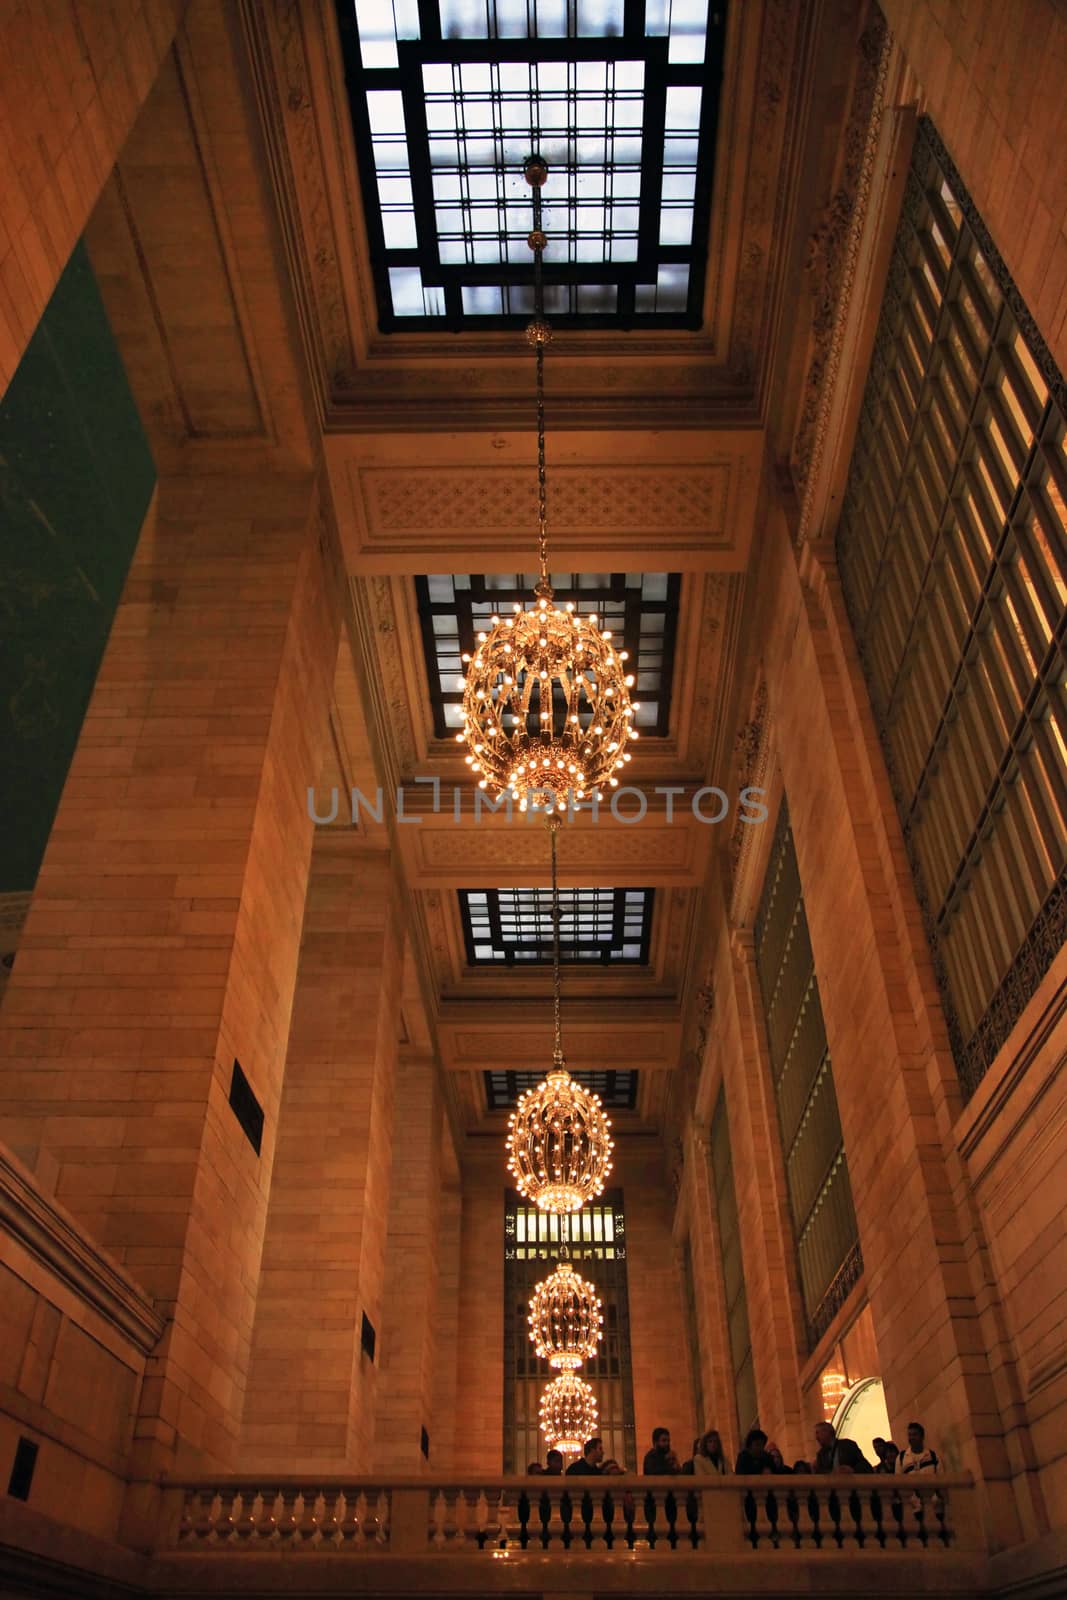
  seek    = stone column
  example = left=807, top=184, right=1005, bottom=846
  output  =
left=717, top=925, right=807, bottom=1463
left=241, top=836, right=404, bottom=1469
left=760, top=501, right=1029, bottom=1542
left=682, top=1124, right=739, bottom=1454
left=453, top=1145, right=505, bottom=1472
left=0, top=1, right=182, bottom=397
left=622, top=1138, right=694, bottom=1458
left=430, top=1172, right=463, bottom=1470
left=374, top=1053, right=443, bottom=1472
left=0, top=473, right=339, bottom=1470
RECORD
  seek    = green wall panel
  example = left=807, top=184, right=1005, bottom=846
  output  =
left=0, top=240, right=155, bottom=893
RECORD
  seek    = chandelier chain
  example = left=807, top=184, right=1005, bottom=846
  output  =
left=531, top=179, right=549, bottom=593
left=550, top=817, right=563, bottom=1067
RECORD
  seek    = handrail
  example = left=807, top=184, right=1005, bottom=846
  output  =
left=157, top=1472, right=984, bottom=1557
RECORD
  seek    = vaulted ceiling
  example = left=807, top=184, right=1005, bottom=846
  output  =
left=84, top=0, right=878, bottom=1140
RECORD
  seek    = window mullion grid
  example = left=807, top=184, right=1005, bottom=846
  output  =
left=994, top=772, right=1048, bottom=934
left=1024, top=701, right=1067, bottom=860
left=937, top=897, right=984, bottom=1041
left=970, top=790, right=1030, bottom=976
left=1002, top=519, right=1054, bottom=672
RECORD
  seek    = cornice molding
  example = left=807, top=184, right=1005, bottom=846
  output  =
left=794, top=16, right=902, bottom=547
left=0, top=1151, right=165, bottom=1357
left=792, top=7, right=890, bottom=505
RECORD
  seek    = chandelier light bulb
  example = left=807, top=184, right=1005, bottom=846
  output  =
left=528, top=1262, right=604, bottom=1369
left=506, top=1066, right=614, bottom=1213
left=462, top=603, right=635, bottom=811
left=539, top=1373, right=598, bottom=1456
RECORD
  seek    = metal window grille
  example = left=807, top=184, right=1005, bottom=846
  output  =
left=332, top=2, right=726, bottom=330
left=460, top=885, right=653, bottom=964
left=753, top=805, right=863, bottom=1346
left=486, top=1069, right=638, bottom=1110
left=836, top=117, right=1067, bottom=1099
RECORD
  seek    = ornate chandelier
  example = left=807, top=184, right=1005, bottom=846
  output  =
left=539, top=1373, right=599, bottom=1456
left=459, top=156, right=638, bottom=813
left=504, top=820, right=614, bottom=1213
left=528, top=1260, right=604, bottom=1370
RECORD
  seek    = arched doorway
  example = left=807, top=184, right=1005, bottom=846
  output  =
left=832, top=1376, right=892, bottom=1465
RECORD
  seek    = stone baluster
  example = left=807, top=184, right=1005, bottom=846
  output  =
left=474, top=1488, right=491, bottom=1549
left=318, top=1490, right=342, bottom=1548
left=296, top=1489, right=320, bottom=1545
left=257, top=1489, right=281, bottom=1543
left=214, top=1487, right=239, bottom=1545
left=430, top=1488, right=449, bottom=1548
left=538, top=1488, right=552, bottom=1548
left=276, top=1488, right=299, bottom=1544
left=188, top=1488, right=214, bottom=1543
left=350, top=1490, right=371, bottom=1546
left=233, top=1489, right=258, bottom=1544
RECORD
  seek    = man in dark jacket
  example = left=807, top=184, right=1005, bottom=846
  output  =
left=641, top=1427, right=681, bottom=1474
left=734, top=1427, right=776, bottom=1473
left=813, top=1422, right=872, bottom=1472
left=565, top=1437, right=604, bottom=1475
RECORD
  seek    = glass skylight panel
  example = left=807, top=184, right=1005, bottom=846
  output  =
left=460, top=887, right=654, bottom=964
left=486, top=1069, right=638, bottom=1110
left=333, top=0, right=726, bottom=328
left=415, top=571, right=681, bottom=735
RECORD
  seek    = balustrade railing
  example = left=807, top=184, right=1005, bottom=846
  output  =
left=164, top=1474, right=980, bottom=1560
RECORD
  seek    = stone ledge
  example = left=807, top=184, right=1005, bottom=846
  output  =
left=0, top=1146, right=165, bottom=1356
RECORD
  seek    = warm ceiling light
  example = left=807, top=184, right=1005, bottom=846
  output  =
left=820, top=1370, right=849, bottom=1420
left=539, top=1373, right=599, bottom=1457
left=460, top=157, right=635, bottom=813
left=528, top=1261, right=604, bottom=1370
left=506, top=1068, right=614, bottom=1214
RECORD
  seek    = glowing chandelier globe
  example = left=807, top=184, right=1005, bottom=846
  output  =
left=461, top=596, right=638, bottom=812
left=528, top=1261, right=604, bottom=1370
left=506, top=1065, right=614, bottom=1214
left=539, top=1373, right=599, bottom=1456
left=458, top=155, right=638, bottom=814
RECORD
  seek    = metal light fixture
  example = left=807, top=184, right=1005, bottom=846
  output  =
left=458, top=156, right=639, bottom=813
left=539, top=1373, right=599, bottom=1457
left=528, top=1260, right=604, bottom=1371
left=504, top=819, right=615, bottom=1213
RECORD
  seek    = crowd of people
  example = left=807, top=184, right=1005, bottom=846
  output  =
left=526, top=1421, right=941, bottom=1477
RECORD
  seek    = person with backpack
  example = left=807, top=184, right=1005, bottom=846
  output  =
left=896, top=1421, right=939, bottom=1474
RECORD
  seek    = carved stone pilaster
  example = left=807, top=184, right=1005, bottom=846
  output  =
left=793, top=10, right=892, bottom=537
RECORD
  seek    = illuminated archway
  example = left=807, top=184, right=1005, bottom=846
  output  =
left=832, top=1376, right=892, bottom=1464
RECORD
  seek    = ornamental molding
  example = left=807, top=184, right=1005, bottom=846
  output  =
left=792, top=9, right=889, bottom=499
left=347, top=575, right=420, bottom=784
left=407, top=821, right=706, bottom=883
left=0, top=1151, right=165, bottom=1357
left=355, top=464, right=733, bottom=542
left=728, top=675, right=772, bottom=923
left=729, top=0, right=811, bottom=391
left=794, top=12, right=893, bottom=544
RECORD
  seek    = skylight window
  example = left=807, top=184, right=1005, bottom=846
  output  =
left=486, top=1069, right=638, bottom=1109
left=415, top=571, right=681, bottom=737
left=460, top=887, right=654, bottom=964
left=334, top=1, right=726, bottom=329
